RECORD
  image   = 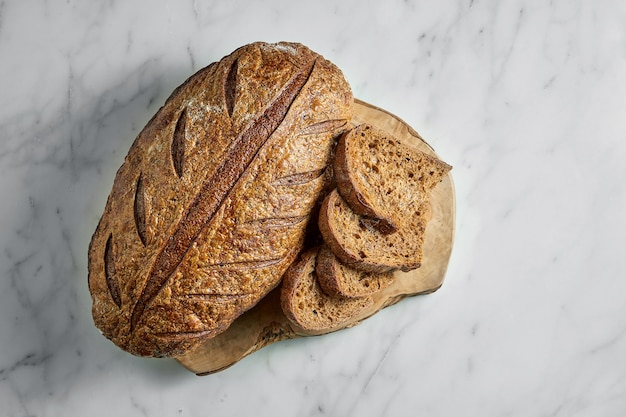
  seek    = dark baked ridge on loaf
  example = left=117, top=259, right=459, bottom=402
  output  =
left=334, top=124, right=452, bottom=234
left=88, top=42, right=353, bottom=357
left=316, top=245, right=395, bottom=298
left=280, top=247, right=372, bottom=333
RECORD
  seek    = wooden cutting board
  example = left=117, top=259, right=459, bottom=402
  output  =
left=174, top=99, right=456, bottom=375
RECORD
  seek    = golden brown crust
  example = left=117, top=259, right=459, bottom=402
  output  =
left=88, top=42, right=353, bottom=357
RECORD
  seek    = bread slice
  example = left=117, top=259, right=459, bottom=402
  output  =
left=316, top=245, right=395, bottom=298
left=280, top=247, right=372, bottom=333
left=334, top=124, right=451, bottom=234
left=318, top=188, right=432, bottom=273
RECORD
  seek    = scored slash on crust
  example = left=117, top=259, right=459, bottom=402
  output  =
left=104, top=234, right=122, bottom=308
left=224, top=58, right=238, bottom=118
left=299, top=119, right=348, bottom=136
left=171, top=108, right=187, bottom=178
left=242, top=216, right=308, bottom=229
left=133, top=173, right=148, bottom=247
left=184, top=292, right=252, bottom=302
left=271, top=168, right=326, bottom=187
left=202, top=257, right=284, bottom=271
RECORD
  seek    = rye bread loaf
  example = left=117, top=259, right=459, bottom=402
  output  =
left=334, top=124, right=452, bottom=234
left=280, top=247, right=372, bottom=333
left=315, top=245, right=395, bottom=298
left=88, top=42, right=353, bottom=357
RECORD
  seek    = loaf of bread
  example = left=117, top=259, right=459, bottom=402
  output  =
left=88, top=42, right=353, bottom=357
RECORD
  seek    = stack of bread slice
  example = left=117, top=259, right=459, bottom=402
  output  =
left=281, top=124, right=452, bottom=333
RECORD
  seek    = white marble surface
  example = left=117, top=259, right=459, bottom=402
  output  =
left=1, top=0, right=625, bottom=415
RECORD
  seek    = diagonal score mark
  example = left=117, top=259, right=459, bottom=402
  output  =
left=184, top=292, right=252, bottom=302
left=202, top=257, right=283, bottom=271
left=272, top=168, right=325, bottom=187
left=104, top=233, right=122, bottom=308
left=299, top=118, right=348, bottom=136
left=242, top=216, right=308, bottom=229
